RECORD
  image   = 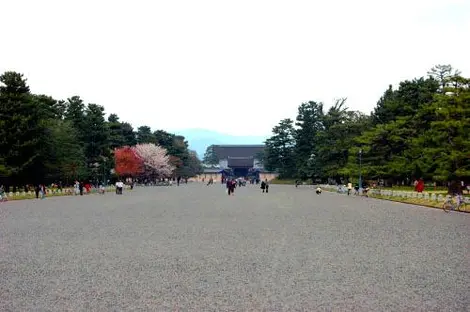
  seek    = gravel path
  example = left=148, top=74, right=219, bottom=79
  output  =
left=1, top=184, right=469, bottom=311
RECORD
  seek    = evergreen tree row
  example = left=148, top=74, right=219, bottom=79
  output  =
left=0, top=72, right=202, bottom=190
left=263, top=65, right=470, bottom=186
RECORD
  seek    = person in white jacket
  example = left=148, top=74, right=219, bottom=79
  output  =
left=116, top=181, right=124, bottom=195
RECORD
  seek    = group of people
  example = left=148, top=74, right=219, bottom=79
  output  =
left=72, top=180, right=131, bottom=195
left=176, top=176, right=188, bottom=186
left=72, top=181, right=124, bottom=196
left=225, top=177, right=248, bottom=195
left=343, top=182, right=369, bottom=196
left=224, top=177, right=270, bottom=196
left=1, top=184, right=49, bottom=200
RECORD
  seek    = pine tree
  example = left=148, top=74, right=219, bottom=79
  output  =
left=294, top=101, right=323, bottom=179
left=203, top=145, right=219, bottom=165
left=0, top=72, right=48, bottom=185
left=264, top=119, right=296, bottom=177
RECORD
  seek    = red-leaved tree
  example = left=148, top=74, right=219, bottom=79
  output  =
left=114, top=146, right=143, bottom=177
left=169, top=155, right=183, bottom=170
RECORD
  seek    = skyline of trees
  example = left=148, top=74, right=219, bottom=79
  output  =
left=263, top=65, right=470, bottom=186
left=0, top=71, right=203, bottom=190
left=2, top=64, right=468, bottom=189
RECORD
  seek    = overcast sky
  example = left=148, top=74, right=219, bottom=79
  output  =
left=1, top=0, right=469, bottom=136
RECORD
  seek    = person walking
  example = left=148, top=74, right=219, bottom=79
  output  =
left=74, top=181, right=80, bottom=195
left=116, top=181, right=124, bottom=195
left=84, top=183, right=91, bottom=194
left=42, top=185, right=47, bottom=199
left=0, top=185, right=7, bottom=202
left=261, top=179, right=269, bottom=193
left=38, top=184, right=43, bottom=199
left=230, top=179, right=236, bottom=195
left=227, top=178, right=237, bottom=196
left=35, top=185, right=40, bottom=199
left=79, top=182, right=84, bottom=196
left=226, top=178, right=233, bottom=196
left=38, top=184, right=46, bottom=199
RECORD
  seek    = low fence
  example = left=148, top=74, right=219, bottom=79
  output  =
left=136, top=181, right=172, bottom=186
left=2, top=182, right=179, bottom=200
left=2, top=185, right=130, bottom=200
left=320, top=184, right=470, bottom=204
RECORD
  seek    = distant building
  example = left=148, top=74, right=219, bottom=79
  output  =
left=192, top=144, right=277, bottom=182
left=213, top=144, right=265, bottom=176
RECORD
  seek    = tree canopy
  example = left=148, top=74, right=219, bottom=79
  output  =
left=203, top=145, right=219, bottom=166
left=0, top=71, right=202, bottom=189
left=264, top=65, right=470, bottom=186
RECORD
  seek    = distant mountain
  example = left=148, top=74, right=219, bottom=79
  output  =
left=174, top=128, right=269, bottom=159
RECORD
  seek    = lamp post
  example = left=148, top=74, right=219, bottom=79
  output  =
left=103, top=158, right=106, bottom=186
left=309, top=153, right=316, bottom=184
left=279, top=154, right=284, bottom=177
left=358, top=149, right=362, bottom=192
left=93, top=162, right=99, bottom=186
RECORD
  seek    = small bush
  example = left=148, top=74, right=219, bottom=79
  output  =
left=269, top=179, right=299, bottom=185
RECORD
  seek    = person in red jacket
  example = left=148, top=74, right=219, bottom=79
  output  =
left=416, top=179, right=425, bottom=193
left=84, top=183, right=91, bottom=194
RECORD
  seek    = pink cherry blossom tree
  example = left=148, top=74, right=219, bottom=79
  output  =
left=132, top=143, right=174, bottom=177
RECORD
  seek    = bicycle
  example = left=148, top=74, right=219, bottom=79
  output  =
left=442, top=194, right=466, bottom=212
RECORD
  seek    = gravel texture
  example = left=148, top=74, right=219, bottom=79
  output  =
left=1, top=184, right=469, bottom=311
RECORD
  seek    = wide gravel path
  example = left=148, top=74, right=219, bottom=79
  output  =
left=1, top=183, right=469, bottom=311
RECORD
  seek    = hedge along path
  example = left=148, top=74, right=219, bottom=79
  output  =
left=368, top=194, right=470, bottom=213
left=321, top=186, right=470, bottom=213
